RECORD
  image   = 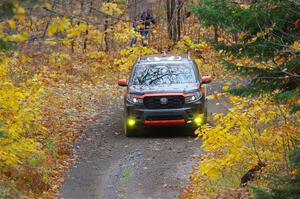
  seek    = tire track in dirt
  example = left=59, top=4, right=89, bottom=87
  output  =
left=59, top=81, right=227, bottom=199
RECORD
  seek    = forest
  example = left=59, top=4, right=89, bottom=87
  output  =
left=0, top=0, right=299, bottom=198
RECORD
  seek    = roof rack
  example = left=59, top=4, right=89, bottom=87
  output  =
left=143, top=55, right=183, bottom=62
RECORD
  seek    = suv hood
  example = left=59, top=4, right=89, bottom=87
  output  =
left=129, top=83, right=200, bottom=95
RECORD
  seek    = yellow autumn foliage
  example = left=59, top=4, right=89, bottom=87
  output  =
left=292, top=40, right=300, bottom=52
left=114, top=46, right=158, bottom=70
left=0, top=57, right=44, bottom=169
left=175, top=36, right=210, bottom=52
left=193, top=96, right=300, bottom=196
left=113, top=22, right=138, bottom=44
left=101, top=2, right=123, bottom=16
left=48, top=17, right=70, bottom=36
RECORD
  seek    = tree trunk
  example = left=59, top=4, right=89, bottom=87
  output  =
left=177, top=0, right=182, bottom=41
left=214, top=24, right=218, bottom=43
left=167, top=0, right=183, bottom=42
left=167, top=0, right=172, bottom=39
left=83, top=22, right=89, bottom=51
left=104, top=0, right=111, bottom=52
left=171, top=0, right=176, bottom=41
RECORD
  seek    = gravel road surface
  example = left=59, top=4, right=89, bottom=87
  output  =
left=59, top=82, right=226, bottom=199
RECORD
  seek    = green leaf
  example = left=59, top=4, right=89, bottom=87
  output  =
left=0, top=130, right=7, bottom=137
left=274, top=91, right=300, bottom=101
left=0, top=1, right=14, bottom=18
left=47, top=139, right=56, bottom=150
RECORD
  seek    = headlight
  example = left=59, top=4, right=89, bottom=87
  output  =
left=127, top=94, right=143, bottom=104
left=185, top=91, right=202, bottom=103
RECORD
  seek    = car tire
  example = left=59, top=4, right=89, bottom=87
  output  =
left=123, top=116, right=137, bottom=137
left=124, top=124, right=136, bottom=137
left=203, top=99, right=208, bottom=123
left=202, top=84, right=209, bottom=123
left=186, top=127, right=197, bottom=137
left=187, top=97, right=208, bottom=137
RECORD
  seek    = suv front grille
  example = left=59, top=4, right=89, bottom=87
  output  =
left=146, top=115, right=183, bottom=121
left=143, top=96, right=184, bottom=109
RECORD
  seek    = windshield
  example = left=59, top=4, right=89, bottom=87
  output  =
left=131, top=62, right=197, bottom=86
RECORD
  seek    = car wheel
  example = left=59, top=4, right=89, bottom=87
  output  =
left=124, top=124, right=136, bottom=137
left=186, top=127, right=197, bottom=137
left=123, top=116, right=136, bottom=137
left=203, top=99, right=208, bottom=123
left=202, top=85, right=209, bottom=123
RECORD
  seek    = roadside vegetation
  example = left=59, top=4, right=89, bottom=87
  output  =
left=181, top=0, right=300, bottom=198
left=0, top=0, right=299, bottom=198
left=0, top=0, right=154, bottom=197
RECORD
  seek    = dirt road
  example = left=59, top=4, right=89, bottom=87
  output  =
left=59, top=83, right=226, bottom=199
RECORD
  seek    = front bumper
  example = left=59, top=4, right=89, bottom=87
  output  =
left=125, top=101, right=205, bottom=127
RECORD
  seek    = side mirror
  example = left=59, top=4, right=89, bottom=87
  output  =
left=201, top=76, right=212, bottom=84
left=118, top=79, right=128, bottom=87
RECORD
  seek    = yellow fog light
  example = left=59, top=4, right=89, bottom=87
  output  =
left=128, top=119, right=136, bottom=126
left=194, top=115, right=204, bottom=126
